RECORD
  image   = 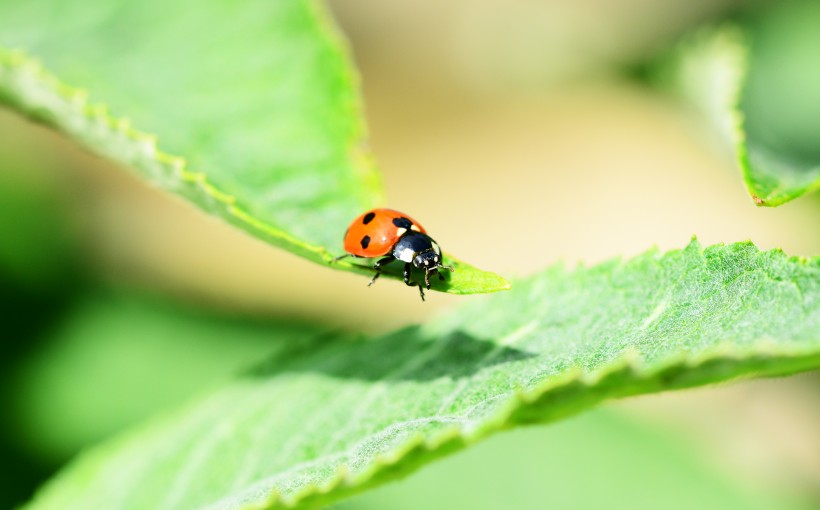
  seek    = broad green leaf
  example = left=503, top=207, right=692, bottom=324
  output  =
left=0, top=0, right=507, bottom=294
left=342, top=409, right=811, bottom=510
left=665, top=1, right=820, bottom=206
left=26, top=241, right=820, bottom=510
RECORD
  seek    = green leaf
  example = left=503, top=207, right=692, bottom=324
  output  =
left=0, top=0, right=507, bottom=294
left=9, top=295, right=318, bottom=461
left=665, top=1, right=820, bottom=206
left=738, top=0, right=820, bottom=206
left=0, top=113, right=85, bottom=291
left=0, top=164, right=76, bottom=290
left=25, top=241, right=820, bottom=510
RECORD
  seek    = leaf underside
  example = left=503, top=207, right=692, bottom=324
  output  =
left=738, top=1, right=820, bottom=206
left=25, top=241, right=820, bottom=510
left=667, top=1, right=820, bottom=206
left=0, top=0, right=507, bottom=294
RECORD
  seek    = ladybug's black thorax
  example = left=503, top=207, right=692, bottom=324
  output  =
left=392, top=231, right=441, bottom=267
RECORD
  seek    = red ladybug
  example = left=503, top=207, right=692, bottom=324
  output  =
left=335, top=208, right=453, bottom=300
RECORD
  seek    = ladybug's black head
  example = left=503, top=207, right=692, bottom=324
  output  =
left=412, top=250, right=441, bottom=271
left=413, top=249, right=454, bottom=289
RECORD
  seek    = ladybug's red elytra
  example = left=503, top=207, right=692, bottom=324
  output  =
left=334, top=208, right=453, bottom=301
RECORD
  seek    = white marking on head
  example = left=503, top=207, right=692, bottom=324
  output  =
left=431, top=241, right=441, bottom=255
left=395, top=227, right=408, bottom=237
left=410, top=224, right=421, bottom=232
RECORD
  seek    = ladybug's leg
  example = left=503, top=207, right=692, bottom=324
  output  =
left=368, top=256, right=394, bottom=287
left=404, top=263, right=425, bottom=301
left=438, top=264, right=454, bottom=280
left=402, top=263, right=415, bottom=287
left=331, top=254, right=350, bottom=263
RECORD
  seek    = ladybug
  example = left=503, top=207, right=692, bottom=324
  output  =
left=335, top=208, right=453, bottom=301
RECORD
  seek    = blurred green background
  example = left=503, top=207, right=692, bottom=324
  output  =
left=1, top=0, right=819, bottom=508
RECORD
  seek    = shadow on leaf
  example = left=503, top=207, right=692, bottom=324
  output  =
left=243, top=326, right=533, bottom=382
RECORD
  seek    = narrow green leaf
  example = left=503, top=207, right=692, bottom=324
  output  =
left=334, top=253, right=511, bottom=295
left=0, top=0, right=507, bottom=294
left=665, top=1, right=820, bottom=206
left=26, top=241, right=820, bottom=510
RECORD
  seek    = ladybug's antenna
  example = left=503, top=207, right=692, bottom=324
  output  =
left=423, top=264, right=455, bottom=289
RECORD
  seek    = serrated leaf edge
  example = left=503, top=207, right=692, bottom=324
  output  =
left=0, top=47, right=335, bottom=259
left=242, top=342, right=820, bottom=510
left=238, top=241, right=819, bottom=509
left=0, top=44, right=509, bottom=294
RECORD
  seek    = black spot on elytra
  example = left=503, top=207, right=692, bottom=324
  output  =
left=360, top=235, right=371, bottom=249
left=392, top=217, right=413, bottom=229
left=363, top=212, right=376, bottom=224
